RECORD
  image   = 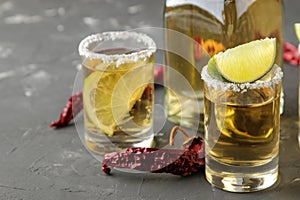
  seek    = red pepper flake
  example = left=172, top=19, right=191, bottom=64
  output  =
left=49, top=92, right=83, bottom=128
left=102, top=126, right=205, bottom=176
left=284, top=42, right=299, bottom=66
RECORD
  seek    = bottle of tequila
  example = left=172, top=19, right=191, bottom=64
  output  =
left=163, top=0, right=283, bottom=130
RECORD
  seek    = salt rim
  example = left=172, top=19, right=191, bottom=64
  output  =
left=78, top=31, right=157, bottom=67
left=201, top=64, right=283, bottom=93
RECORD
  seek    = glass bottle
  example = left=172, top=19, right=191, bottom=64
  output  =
left=163, top=0, right=283, bottom=131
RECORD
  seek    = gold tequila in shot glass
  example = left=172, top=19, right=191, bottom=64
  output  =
left=202, top=38, right=283, bottom=192
left=78, top=31, right=156, bottom=154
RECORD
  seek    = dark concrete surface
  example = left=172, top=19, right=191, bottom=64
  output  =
left=0, top=0, right=299, bottom=199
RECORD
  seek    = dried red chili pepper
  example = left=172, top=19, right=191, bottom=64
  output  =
left=193, top=36, right=203, bottom=61
left=154, top=65, right=163, bottom=84
left=49, top=92, right=83, bottom=128
left=102, top=126, right=205, bottom=176
left=284, top=42, right=299, bottom=66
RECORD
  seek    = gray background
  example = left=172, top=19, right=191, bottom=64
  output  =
left=0, top=0, right=299, bottom=199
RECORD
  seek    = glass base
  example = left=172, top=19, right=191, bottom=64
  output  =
left=205, top=155, right=278, bottom=192
left=84, top=129, right=155, bottom=155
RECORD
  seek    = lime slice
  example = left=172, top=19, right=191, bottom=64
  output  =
left=83, top=62, right=152, bottom=136
left=213, top=38, right=276, bottom=83
left=294, top=23, right=300, bottom=41
left=207, top=57, right=226, bottom=82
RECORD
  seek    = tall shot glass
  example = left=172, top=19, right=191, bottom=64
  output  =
left=78, top=31, right=156, bottom=154
left=296, top=23, right=300, bottom=148
left=202, top=64, right=283, bottom=192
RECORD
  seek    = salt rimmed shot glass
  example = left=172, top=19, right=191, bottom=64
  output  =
left=78, top=31, right=156, bottom=155
left=202, top=64, right=283, bottom=192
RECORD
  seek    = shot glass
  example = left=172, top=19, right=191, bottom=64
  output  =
left=296, top=23, right=300, bottom=148
left=297, top=36, right=300, bottom=148
left=202, top=64, right=283, bottom=192
left=78, top=31, right=156, bottom=154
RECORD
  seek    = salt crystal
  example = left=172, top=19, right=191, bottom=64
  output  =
left=201, top=64, right=283, bottom=92
left=78, top=31, right=156, bottom=67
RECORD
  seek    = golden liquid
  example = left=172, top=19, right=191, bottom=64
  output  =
left=164, top=0, right=283, bottom=128
left=204, top=90, right=280, bottom=166
left=82, top=48, right=154, bottom=154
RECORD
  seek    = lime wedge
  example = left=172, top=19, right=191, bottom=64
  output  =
left=83, top=62, right=152, bottom=136
left=207, top=57, right=226, bottom=82
left=213, top=38, right=276, bottom=83
left=294, top=23, right=300, bottom=41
